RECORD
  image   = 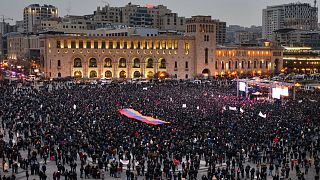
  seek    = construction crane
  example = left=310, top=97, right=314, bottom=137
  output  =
left=0, top=15, right=13, bottom=34
left=0, top=15, right=13, bottom=24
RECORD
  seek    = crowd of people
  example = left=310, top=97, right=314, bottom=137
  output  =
left=0, top=79, right=319, bottom=180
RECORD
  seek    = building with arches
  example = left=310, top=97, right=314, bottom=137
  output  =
left=40, top=16, right=283, bottom=79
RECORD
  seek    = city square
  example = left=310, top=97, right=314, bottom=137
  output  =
left=0, top=0, right=320, bottom=180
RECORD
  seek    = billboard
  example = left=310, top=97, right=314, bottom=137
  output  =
left=272, top=86, right=289, bottom=99
left=239, top=82, right=246, bottom=92
left=272, top=88, right=281, bottom=99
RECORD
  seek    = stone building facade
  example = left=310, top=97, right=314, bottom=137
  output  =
left=40, top=16, right=283, bottom=79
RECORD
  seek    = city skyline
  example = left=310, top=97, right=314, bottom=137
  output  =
left=0, top=0, right=318, bottom=27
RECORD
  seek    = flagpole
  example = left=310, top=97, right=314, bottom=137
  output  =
left=236, top=76, right=239, bottom=97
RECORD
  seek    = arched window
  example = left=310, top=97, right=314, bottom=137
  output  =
left=74, top=71, right=82, bottom=78
left=105, top=71, right=112, bottom=78
left=146, top=58, right=153, bottom=68
left=89, top=58, right=97, bottom=67
left=133, top=71, right=141, bottom=78
left=221, top=61, right=225, bottom=70
left=147, top=71, right=154, bottom=78
left=159, top=59, right=166, bottom=69
left=119, top=71, right=126, bottom=78
left=119, top=58, right=126, bottom=68
left=133, top=58, right=140, bottom=68
left=89, top=70, right=97, bottom=78
left=73, top=58, right=82, bottom=68
left=58, top=72, right=61, bottom=77
left=104, top=58, right=112, bottom=68
left=57, top=60, right=61, bottom=67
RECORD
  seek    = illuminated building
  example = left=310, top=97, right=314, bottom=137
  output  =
left=23, top=4, right=58, bottom=33
left=40, top=16, right=283, bottom=79
left=262, top=3, right=318, bottom=40
left=283, top=47, right=320, bottom=74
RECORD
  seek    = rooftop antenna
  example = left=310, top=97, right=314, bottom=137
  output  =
left=66, top=1, right=71, bottom=15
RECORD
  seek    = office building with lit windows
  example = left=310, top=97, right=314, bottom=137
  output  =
left=23, top=4, right=58, bottom=33
left=40, top=16, right=283, bottom=79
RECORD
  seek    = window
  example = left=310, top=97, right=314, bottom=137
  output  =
left=119, top=58, right=126, bottom=68
left=57, top=60, right=61, bottom=67
left=104, top=58, right=112, bottom=68
left=221, top=62, right=224, bottom=70
left=86, top=41, right=91, bottom=49
left=89, top=58, right=97, bottom=67
left=116, top=41, right=120, bottom=49
left=185, top=74, right=188, bottom=79
left=64, top=40, right=68, bottom=48
left=73, top=58, right=82, bottom=68
left=56, top=40, right=61, bottom=48
left=241, top=61, right=244, bottom=69
left=109, top=41, right=113, bottom=49
left=265, top=61, right=268, bottom=68
left=71, top=41, right=76, bottom=48
left=254, top=61, right=257, bottom=68
left=94, top=41, right=98, bottom=49
left=215, top=61, right=218, bottom=69
left=248, top=61, right=251, bottom=69
left=228, top=61, right=231, bottom=69
left=205, top=48, right=209, bottom=64
left=123, top=42, right=127, bottom=49
left=159, top=59, right=166, bottom=69
left=185, top=61, right=188, bottom=69
left=133, top=58, right=140, bottom=68
left=204, top=35, right=209, bottom=41
left=235, top=61, right=238, bottom=69
left=79, top=41, right=83, bottom=49
left=260, top=61, right=263, bottom=68
left=147, top=59, right=153, bottom=68
left=137, top=41, right=141, bottom=49
left=58, top=72, right=61, bottom=77
left=174, top=61, right=177, bottom=68
left=101, top=41, right=106, bottom=49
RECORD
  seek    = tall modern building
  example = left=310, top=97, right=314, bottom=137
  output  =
left=23, top=4, right=58, bottom=33
left=213, top=20, right=226, bottom=45
left=262, top=2, right=318, bottom=40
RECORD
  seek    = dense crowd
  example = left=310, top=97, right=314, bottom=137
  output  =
left=0, top=80, right=319, bottom=180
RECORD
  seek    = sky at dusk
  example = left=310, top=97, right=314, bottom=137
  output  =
left=0, top=0, right=318, bottom=27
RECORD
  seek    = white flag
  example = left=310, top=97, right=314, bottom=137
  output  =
left=240, top=108, right=244, bottom=113
left=170, top=98, right=173, bottom=102
left=182, top=104, right=187, bottom=108
left=120, top=159, right=130, bottom=165
left=298, top=100, right=302, bottom=103
left=258, top=111, right=267, bottom=118
left=229, top=106, right=237, bottom=111
left=309, top=99, right=317, bottom=102
left=143, top=87, right=148, bottom=90
left=196, top=106, right=200, bottom=110
left=73, top=104, right=76, bottom=110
